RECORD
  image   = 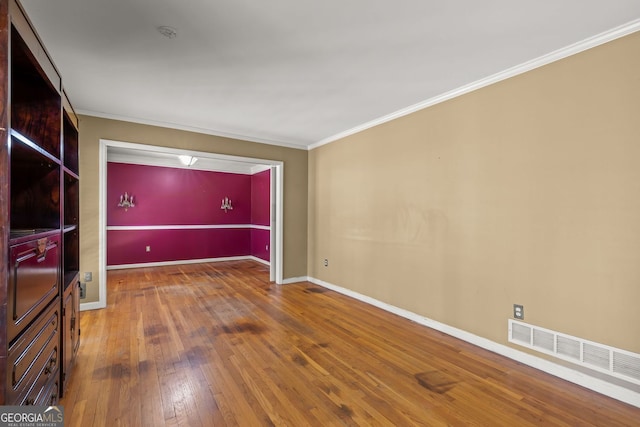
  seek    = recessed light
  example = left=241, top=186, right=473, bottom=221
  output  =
left=157, top=26, right=178, bottom=39
left=178, top=155, right=197, bottom=166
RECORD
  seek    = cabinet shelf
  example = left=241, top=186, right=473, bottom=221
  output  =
left=63, top=225, right=78, bottom=234
left=63, top=167, right=79, bottom=181
left=10, top=25, right=61, bottom=158
left=10, top=135, right=61, bottom=231
left=10, top=129, right=60, bottom=165
left=63, top=225, right=79, bottom=291
left=63, top=109, right=79, bottom=174
left=9, top=228, right=60, bottom=245
left=64, top=172, right=79, bottom=227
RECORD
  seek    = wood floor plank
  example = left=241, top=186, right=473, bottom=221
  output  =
left=60, top=261, right=640, bottom=426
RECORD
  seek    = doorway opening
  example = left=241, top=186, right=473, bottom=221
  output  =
left=83, top=138, right=283, bottom=310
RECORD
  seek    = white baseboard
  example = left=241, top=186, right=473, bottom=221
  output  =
left=307, top=276, right=640, bottom=408
left=281, top=276, right=309, bottom=285
left=106, top=256, right=254, bottom=270
left=248, top=256, right=270, bottom=266
left=79, top=301, right=106, bottom=312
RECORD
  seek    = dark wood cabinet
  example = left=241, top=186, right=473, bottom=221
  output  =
left=61, top=278, right=80, bottom=393
left=6, top=297, right=60, bottom=405
left=7, top=235, right=60, bottom=344
left=0, top=0, right=80, bottom=405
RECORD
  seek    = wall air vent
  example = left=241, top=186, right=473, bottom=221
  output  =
left=508, top=319, right=640, bottom=385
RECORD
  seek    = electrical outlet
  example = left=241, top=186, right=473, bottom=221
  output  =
left=323, top=259, right=328, bottom=267
left=84, top=272, right=92, bottom=282
left=513, top=304, right=524, bottom=320
left=146, top=246, right=151, bottom=252
left=80, top=282, right=86, bottom=299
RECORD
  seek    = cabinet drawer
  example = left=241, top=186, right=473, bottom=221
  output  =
left=28, top=375, right=59, bottom=407
left=8, top=235, right=60, bottom=342
left=7, top=297, right=60, bottom=405
left=22, top=368, right=59, bottom=406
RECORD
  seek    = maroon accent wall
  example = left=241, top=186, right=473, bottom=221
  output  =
left=108, top=163, right=251, bottom=226
left=107, top=162, right=270, bottom=266
left=250, top=169, right=271, bottom=262
left=251, top=229, right=270, bottom=262
left=251, top=169, right=270, bottom=226
left=107, top=228, right=250, bottom=265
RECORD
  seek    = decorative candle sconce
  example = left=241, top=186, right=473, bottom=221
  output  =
left=118, top=192, right=135, bottom=211
left=221, top=197, right=233, bottom=213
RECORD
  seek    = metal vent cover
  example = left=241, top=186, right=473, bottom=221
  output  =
left=509, top=319, right=640, bottom=385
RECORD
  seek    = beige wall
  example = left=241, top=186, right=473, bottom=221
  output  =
left=309, top=32, right=640, bottom=354
left=79, top=116, right=308, bottom=303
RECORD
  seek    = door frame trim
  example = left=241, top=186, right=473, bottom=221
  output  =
left=81, top=138, right=283, bottom=310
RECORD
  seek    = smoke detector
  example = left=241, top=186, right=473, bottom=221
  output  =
left=157, top=26, right=178, bottom=39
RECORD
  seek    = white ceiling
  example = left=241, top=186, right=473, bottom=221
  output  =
left=107, top=145, right=271, bottom=174
left=21, top=0, right=640, bottom=150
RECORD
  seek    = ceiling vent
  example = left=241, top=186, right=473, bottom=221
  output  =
left=509, top=319, right=640, bottom=385
left=157, top=26, right=177, bottom=39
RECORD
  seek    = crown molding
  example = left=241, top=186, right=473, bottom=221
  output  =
left=77, top=18, right=640, bottom=153
left=77, top=109, right=309, bottom=151
left=309, top=18, right=640, bottom=151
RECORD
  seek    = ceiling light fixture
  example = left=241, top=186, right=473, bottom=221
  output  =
left=157, top=25, right=178, bottom=39
left=178, top=155, right=197, bottom=166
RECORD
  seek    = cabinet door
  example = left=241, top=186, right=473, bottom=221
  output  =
left=61, top=279, right=80, bottom=394
left=72, top=281, right=80, bottom=357
left=62, top=289, right=73, bottom=390
left=8, top=235, right=60, bottom=342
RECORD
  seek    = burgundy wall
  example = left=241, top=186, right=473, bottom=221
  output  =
left=107, top=162, right=270, bottom=266
left=251, top=229, right=270, bottom=262
left=107, top=228, right=250, bottom=265
left=250, top=169, right=271, bottom=262
left=251, top=169, right=270, bottom=226
left=108, top=163, right=251, bottom=226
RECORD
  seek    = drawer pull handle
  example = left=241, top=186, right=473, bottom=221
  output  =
left=44, top=357, right=57, bottom=375
left=36, top=238, right=49, bottom=262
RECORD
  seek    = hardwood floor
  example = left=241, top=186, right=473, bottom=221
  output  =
left=61, top=261, right=640, bottom=426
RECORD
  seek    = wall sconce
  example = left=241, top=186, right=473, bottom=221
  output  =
left=118, top=192, right=135, bottom=211
left=221, top=197, right=233, bottom=213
